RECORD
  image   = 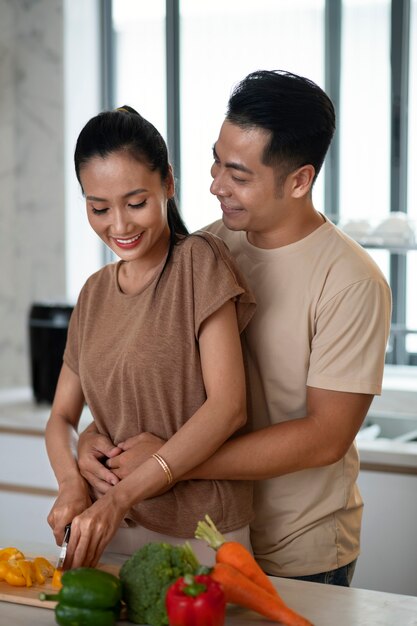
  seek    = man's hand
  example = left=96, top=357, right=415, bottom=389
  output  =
left=78, top=425, right=122, bottom=496
left=106, top=432, right=165, bottom=479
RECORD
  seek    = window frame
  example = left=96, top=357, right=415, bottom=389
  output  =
left=104, top=0, right=415, bottom=365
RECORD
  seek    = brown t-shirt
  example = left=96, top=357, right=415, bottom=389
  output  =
left=64, top=232, right=256, bottom=536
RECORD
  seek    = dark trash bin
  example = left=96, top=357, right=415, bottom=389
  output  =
left=29, top=302, right=74, bottom=404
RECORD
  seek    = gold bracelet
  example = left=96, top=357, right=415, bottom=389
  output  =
left=152, top=453, right=173, bottom=485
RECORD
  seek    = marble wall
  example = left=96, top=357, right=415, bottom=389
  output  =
left=0, top=0, right=66, bottom=389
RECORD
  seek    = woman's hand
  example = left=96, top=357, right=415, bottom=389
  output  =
left=106, top=432, right=166, bottom=479
left=47, top=476, right=92, bottom=546
left=63, top=492, right=126, bottom=569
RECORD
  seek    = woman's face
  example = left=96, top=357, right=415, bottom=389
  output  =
left=80, top=150, right=174, bottom=264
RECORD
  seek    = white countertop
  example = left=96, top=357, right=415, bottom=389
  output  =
left=0, top=387, right=93, bottom=434
left=1, top=559, right=416, bottom=626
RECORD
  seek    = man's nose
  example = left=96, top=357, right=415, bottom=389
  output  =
left=210, top=170, right=229, bottom=197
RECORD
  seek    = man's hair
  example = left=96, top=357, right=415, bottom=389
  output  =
left=226, top=70, right=336, bottom=182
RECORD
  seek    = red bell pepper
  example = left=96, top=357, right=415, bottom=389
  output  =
left=165, top=573, right=226, bottom=626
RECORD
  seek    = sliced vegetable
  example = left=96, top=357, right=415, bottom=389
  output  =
left=0, top=546, right=54, bottom=588
left=51, top=567, right=64, bottom=589
left=0, top=547, right=25, bottom=561
left=0, top=560, right=11, bottom=581
left=4, top=561, right=26, bottom=587
left=32, top=556, right=55, bottom=585
left=16, top=559, right=33, bottom=587
left=166, top=573, right=225, bottom=626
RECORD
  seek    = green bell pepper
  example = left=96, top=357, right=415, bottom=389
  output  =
left=39, top=567, right=122, bottom=626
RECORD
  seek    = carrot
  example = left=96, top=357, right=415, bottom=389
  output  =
left=195, top=514, right=279, bottom=598
left=212, top=562, right=313, bottom=626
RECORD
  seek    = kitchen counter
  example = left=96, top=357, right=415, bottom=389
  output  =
left=1, top=562, right=416, bottom=625
left=0, top=387, right=93, bottom=435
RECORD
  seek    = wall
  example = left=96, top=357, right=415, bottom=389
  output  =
left=0, top=0, right=66, bottom=389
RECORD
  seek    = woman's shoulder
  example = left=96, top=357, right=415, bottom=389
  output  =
left=176, top=230, right=232, bottom=260
left=78, top=263, right=116, bottom=298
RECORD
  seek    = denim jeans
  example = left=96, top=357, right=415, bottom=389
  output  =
left=285, top=559, right=357, bottom=587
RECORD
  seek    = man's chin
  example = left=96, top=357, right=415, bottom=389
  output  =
left=222, top=212, right=246, bottom=231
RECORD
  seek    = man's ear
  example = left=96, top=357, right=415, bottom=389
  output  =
left=290, top=164, right=315, bottom=198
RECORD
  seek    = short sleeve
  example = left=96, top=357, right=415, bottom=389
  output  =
left=63, top=294, right=82, bottom=376
left=307, top=278, right=391, bottom=394
left=190, top=232, right=256, bottom=338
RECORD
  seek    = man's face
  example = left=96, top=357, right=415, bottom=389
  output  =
left=210, top=121, right=290, bottom=237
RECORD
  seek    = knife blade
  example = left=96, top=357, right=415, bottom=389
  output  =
left=56, top=523, right=71, bottom=570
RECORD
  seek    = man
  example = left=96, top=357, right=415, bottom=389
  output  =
left=77, top=70, right=391, bottom=585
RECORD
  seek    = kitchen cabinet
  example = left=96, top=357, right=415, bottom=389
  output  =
left=354, top=369, right=417, bottom=596
left=354, top=467, right=417, bottom=596
left=0, top=388, right=92, bottom=547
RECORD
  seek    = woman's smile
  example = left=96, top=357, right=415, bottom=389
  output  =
left=112, top=232, right=144, bottom=249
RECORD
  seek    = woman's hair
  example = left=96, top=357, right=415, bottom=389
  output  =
left=74, top=105, right=189, bottom=259
left=226, top=70, right=336, bottom=184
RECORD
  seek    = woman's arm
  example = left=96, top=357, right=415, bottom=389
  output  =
left=66, top=298, right=248, bottom=568
left=45, top=363, right=92, bottom=545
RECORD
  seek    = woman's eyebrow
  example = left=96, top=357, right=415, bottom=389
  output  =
left=86, top=188, right=148, bottom=202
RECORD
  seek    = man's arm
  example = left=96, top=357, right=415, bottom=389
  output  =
left=79, top=386, right=372, bottom=484
left=185, top=386, right=373, bottom=480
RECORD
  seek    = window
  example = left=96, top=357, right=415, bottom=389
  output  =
left=180, top=0, right=325, bottom=232
left=64, top=0, right=102, bottom=303
left=112, top=0, right=167, bottom=138
left=407, top=0, right=417, bottom=356
left=105, top=0, right=416, bottom=365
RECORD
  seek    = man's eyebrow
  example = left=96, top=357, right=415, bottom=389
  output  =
left=212, top=144, right=254, bottom=175
left=86, top=188, right=148, bottom=202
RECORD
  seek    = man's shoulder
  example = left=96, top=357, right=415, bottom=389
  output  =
left=200, top=220, right=242, bottom=251
left=326, top=223, right=388, bottom=283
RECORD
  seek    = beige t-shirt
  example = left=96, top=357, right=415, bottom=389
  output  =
left=205, top=217, right=391, bottom=576
left=64, top=232, right=256, bottom=537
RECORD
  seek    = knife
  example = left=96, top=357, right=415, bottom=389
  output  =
left=56, top=523, right=71, bottom=570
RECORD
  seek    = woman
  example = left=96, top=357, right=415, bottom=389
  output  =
left=45, top=106, right=255, bottom=569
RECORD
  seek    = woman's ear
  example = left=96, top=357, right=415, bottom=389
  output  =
left=290, top=164, right=315, bottom=198
left=167, top=165, right=175, bottom=198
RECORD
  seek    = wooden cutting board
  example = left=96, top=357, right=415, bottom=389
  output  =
left=0, top=563, right=120, bottom=609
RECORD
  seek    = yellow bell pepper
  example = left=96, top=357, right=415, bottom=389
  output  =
left=0, top=547, right=25, bottom=561
left=16, top=559, right=33, bottom=587
left=32, top=557, right=55, bottom=585
left=5, top=561, right=27, bottom=587
left=51, top=567, right=63, bottom=589
left=0, top=560, right=11, bottom=580
left=0, top=546, right=55, bottom=588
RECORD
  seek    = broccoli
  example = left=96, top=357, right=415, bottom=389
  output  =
left=119, top=541, right=200, bottom=626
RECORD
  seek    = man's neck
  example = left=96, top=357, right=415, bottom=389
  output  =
left=247, top=206, right=325, bottom=250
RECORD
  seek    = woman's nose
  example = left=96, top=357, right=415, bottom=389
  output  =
left=113, top=208, right=129, bottom=233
